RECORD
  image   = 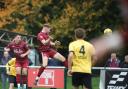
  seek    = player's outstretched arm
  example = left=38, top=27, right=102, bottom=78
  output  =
left=50, top=40, right=61, bottom=46
left=20, top=49, right=30, bottom=58
left=40, top=35, right=53, bottom=45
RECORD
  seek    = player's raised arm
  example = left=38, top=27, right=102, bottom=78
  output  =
left=50, top=40, right=61, bottom=46
left=20, top=49, right=30, bottom=58
left=20, top=42, right=30, bottom=58
left=41, top=37, right=51, bottom=45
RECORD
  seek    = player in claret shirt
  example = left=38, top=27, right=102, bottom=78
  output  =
left=4, top=35, right=30, bottom=89
left=34, top=23, right=67, bottom=85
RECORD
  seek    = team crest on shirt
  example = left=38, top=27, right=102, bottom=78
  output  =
left=14, top=49, right=23, bottom=54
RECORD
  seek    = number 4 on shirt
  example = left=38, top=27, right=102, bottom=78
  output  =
left=79, top=45, right=85, bottom=55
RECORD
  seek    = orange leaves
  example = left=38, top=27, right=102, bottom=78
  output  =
left=12, top=26, right=27, bottom=34
left=64, top=3, right=77, bottom=17
left=0, top=0, right=121, bottom=39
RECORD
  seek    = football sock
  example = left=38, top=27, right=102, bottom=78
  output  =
left=16, top=74, right=21, bottom=83
left=23, top=84, right=27, bottom=89
left=22, top=75, right=27, bottom=84
left=17, top=83, right=21, bottom=89
left=37, top=66, right=45, bottom=77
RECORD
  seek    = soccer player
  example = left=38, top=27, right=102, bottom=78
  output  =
left=34, top=23, right=67, bottom=85
left=6, top=58, right=17, bottom=89
left=4, top=35, right=30, bottom=89
left=67, top=28, right=97, bottom=89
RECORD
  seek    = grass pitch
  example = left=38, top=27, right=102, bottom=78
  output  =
left=0, top=76, right=100, bottom=89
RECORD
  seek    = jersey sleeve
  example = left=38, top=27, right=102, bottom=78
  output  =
left=6, top=43, right=12, bottom=49
left=23, top=42, right=29, bottom=50
left=69, top=42, right=74, bottom=52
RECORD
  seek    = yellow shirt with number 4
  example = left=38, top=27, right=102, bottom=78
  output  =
left=69, top=39, right=95, bottom=74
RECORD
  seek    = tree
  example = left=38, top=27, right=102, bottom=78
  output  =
left=0, top=0, right=124, bottom=58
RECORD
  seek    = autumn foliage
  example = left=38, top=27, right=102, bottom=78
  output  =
left=0, top=0, right=121, bottom=36
left=1, top=0, right=128, bottom=61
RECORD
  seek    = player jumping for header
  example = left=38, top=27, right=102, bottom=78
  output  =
left=34, top=23, right=67, bottom=85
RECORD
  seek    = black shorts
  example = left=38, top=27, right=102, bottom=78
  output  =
left=72, top=72, right=92, bottom=89
left=8, top=75, right=17, bottom=87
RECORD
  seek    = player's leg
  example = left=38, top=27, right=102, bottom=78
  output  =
left=82, top=73, right=92, bottom=89
left=37, top=53, right=48, bottom=77
left=34, top=52, right=48, bottom=85
left=8, top=75, right=15, bottom=89
left=53, top=52, right=68, bottom=67
left=22, top=59, right=29, bottom=89
left=22, top=68, right=28, bottom=89
left=14, top=76, right=17, bottom=88
left=54, top=52, right=65, bottom=61
left=16, top=60, right=24, bottom=89
left=72, top=72, right=82, bottom=89
left=47, top=49, right=65, bottom=62
left=16, top=66, right=22, bottom=89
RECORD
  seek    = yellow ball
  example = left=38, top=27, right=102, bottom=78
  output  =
left=104, top=28, right=112, bottom=34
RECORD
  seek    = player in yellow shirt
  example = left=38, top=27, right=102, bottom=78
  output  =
left=67, top=28, right=97, bottom=89
left=6, top=58, right=17, bottom=89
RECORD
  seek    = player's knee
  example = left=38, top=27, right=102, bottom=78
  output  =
left=61, top=56, right=66, bottom=62
left=42, top=64, right=47, bottom=67
left=22, top=71, right=27, bottom=75
left=16, top=70, right=21, bottom=74
left=22, top=69, right=28, bottom=75
left=58, top=55, right=65, bottom=62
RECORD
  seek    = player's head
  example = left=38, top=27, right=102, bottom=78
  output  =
left=104, top=28, right=112, bottom=35
left=75, top=28, right=85, bottom=39
left=42, top=23, right=52, bottom=33
left=13, top=35, right=22, bottom=44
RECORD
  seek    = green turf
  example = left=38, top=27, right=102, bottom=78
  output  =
left=0, top=76, right=100, bottom=89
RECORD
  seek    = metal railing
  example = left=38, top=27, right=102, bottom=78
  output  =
left=0, top=65, right=128, bottom=89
